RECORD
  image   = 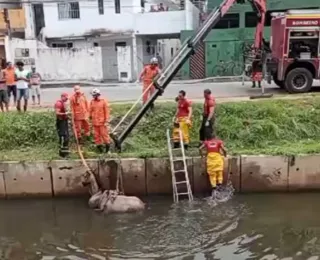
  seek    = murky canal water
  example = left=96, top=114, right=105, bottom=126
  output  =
left=0, top=194, right=320, bottom=259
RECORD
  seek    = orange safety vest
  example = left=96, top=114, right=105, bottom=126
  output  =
left=142, top=65, right=159, bottom=85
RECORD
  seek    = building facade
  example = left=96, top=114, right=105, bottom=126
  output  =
left=4, top=0, right=200, bottom=82
left=180, top=0, right=320, bottom=79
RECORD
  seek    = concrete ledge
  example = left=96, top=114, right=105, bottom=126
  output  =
left=121, top=158, right=146, bottom=195
left=288, top=155, right=320, bottom=191
left=3, top=154, right=320, bottom=198
left=241, top=155, right=289, bottom=192
left=1, top=161, right=52, bottom=198
left=50, top=160, right=99, bottom=196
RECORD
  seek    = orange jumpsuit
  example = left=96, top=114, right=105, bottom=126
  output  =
left=70, top=93, right=90, bottom=139
left=90, top=97, right=110, bottom=145
left=140, top=64, right=160, bottom=104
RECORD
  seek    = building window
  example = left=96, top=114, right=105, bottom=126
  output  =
left=115, top=42, right=126, bottom=51
left=215, top=13, right=239, bottom=29
left=98, top=0, right=104, bottom=15
left=52, top=42, right=74, bottom=48
left=58, top=2, right=80, bottom=20
left=115, top=0, right=121, bottom=13
left=245, top=12, right=257, bottom=27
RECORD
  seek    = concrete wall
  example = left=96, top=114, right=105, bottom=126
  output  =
left=37, top=47, right=103, bottom=81
left=1, top=154, right=320, bottom=198
left=41, top=0, right=199, bottom=38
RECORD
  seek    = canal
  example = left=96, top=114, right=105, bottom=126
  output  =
left=0, top=193, right=320, bottom=259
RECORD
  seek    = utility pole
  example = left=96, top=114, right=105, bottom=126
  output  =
left=3, top=8, right=11, bottom=40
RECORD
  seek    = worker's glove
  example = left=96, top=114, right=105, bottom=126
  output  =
left=205, top=120, right=210, bottom=127
left=186, top=119, right=191, bottom=126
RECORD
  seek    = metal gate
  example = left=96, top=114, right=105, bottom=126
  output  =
left=190, top=42, right=205, bottom=79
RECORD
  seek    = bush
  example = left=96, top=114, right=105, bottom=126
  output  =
left=1, top=98, right=320, bottom=160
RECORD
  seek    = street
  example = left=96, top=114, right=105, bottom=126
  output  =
left=39, top=81, right=286, bottom=105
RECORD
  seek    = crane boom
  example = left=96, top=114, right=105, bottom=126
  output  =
left=111, top=0, right=267, bottom=151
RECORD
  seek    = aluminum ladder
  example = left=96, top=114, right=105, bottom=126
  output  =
left=166, top=128, right=193, bottom=203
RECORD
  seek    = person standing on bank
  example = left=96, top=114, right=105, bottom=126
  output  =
left=29, top=66, right=42, bottom=105
left=172, top=90, right=192, bottom=150
left=199, top=89, right=216, bottom=144
left=15, top=61, right=30, bottom=112
left=90, top=88, right=111, bottom=153
left=4, top=62, right=17, bottom=106
left=0, top=69, right=9, bottom=112
left=54, top=93, right=70, bottom=158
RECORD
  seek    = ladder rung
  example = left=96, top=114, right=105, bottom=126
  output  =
left=173, top=157, right=184, bottom=162
left=174, top=170, right=185, bottom=174
left=175, top=181, right=187, bottom=185
left=177, top=192, right=190, bottom=195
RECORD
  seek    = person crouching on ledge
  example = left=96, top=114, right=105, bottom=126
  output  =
left=199, top=132, right=227, bottom=198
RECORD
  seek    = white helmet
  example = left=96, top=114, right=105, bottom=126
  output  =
left=91, top=88, right=100, bottom=96
left=150, top=57, right=158, bottom=64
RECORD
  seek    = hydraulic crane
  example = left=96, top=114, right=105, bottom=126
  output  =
left=111, top=0, right=267, bottom=151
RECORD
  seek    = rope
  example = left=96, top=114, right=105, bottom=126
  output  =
left=111, top=81, right=154, bottom=134
left=115, top=156, right=125, bottom=195
left=70, top=108, right=100, bottom=195
left=112, top=71, right=167, bottom=134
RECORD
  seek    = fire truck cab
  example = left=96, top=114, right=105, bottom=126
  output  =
left=267, top=9, right=320, bottom=93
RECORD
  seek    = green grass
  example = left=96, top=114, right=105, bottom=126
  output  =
left=2, top=98, right=320, bottom=161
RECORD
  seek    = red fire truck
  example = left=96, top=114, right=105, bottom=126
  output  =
left=266, top=9, right=320, bottom=93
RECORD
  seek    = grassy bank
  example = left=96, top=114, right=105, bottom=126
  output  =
left=1, top=98, right=320, bottom=161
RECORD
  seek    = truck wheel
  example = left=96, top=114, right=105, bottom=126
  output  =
left=285, top=68, right=313, bottom=93
left=272, top=74, right=284, bottom=88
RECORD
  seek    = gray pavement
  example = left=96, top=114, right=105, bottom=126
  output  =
left=39, top=81, right=286, bottom=105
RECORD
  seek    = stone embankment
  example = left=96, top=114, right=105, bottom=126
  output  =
left=0, top=155, right=319, bottom=198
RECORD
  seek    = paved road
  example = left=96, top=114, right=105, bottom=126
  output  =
left=22, top=80, right=319, bottom=107
left=38, top=81, right=285, bottom=105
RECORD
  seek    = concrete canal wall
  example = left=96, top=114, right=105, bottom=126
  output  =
left=0, top=155, right=319, bottom=198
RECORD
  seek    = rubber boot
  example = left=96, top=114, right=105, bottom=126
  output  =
left=211, top=188, right=217, bottom=199
left=105, top=143, right=110, bottom=153
left=173, top=142, right=180, bottom=149
left=251, top=81, right=256, bottom=88
left=23, top=104, right=27, bottom=112
left=184, top=144, right=189, bottom=151
left=258, top=81, right=262, bottom=88
left=78, top=137, right=84, bottom=145
left=97, top=145, right=104, bottom=153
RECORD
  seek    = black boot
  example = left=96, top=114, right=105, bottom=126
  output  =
left=105, top=143, right=110, bottom=153
left=97, top=145, right=104, bottom=153
left=184, top=144, right=189, bottom=151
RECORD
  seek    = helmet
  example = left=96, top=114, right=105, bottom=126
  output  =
left=74, top=85, right=81, bottom=93
left=150, top=57, right=158, bottom=64
left=91, top=88, right=100, bottom=96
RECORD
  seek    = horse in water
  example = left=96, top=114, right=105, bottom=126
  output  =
left=88, top=190, right=145, bottom=214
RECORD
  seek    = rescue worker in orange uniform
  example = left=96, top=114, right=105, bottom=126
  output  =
left=138, top=57, right=160, bottom=110
left=89, top=88, right=111, bottom=153
left=199, top=89, right=216, bottom=144
left=173, top=90, right=192, bottom=150
left=54, top=93, right=70, bottom=158
left=199, top=131, right=227, bottom=199
left=70, top=85, right=90, bottom=143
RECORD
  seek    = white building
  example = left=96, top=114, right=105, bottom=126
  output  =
left=6, top=0, right=200, bottom=82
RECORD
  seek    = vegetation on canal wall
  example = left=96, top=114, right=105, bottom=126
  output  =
left=1, top=98, right=320, bottom=161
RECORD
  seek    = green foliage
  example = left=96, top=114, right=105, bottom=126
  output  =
left=2, top=98, right=320, bottom=161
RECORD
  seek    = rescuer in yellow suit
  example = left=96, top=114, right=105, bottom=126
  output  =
left=199, top=132, right=227, bottom=198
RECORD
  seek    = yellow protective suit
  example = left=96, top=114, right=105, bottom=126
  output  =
left=176, top=117, right=191, bottom=144
left=207, top=152, right=224, bottom=188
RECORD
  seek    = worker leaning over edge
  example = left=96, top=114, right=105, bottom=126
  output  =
left=199, top=89, right=215, bottom=145
left=173, top=90, right=192, bottom=150
left=199, top=131, right=227, bottom=199
left=70, top=85, right=90, bottom=144
left=89, top=88, right=111, bottom=153
left=54, top=93, right=70, bottom=158
left=138, top=57, right=160, bottom=111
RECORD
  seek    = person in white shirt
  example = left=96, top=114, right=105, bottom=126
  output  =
left=29, top=66, right=41, bottom=105
left=15, top=61, right=30, bottom=112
